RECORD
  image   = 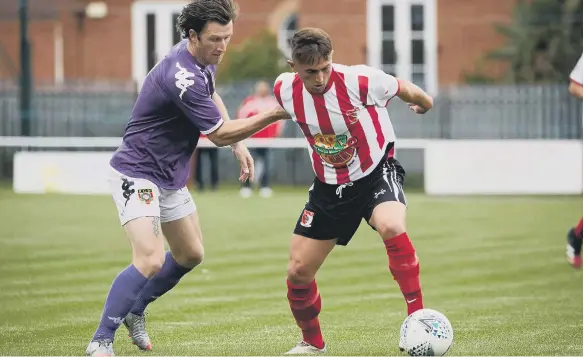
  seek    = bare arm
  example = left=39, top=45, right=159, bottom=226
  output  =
left=206, top=106, right=289, bottom=147
left=396, top=79, right=433, bottom=113
left=212, top=92, right=231, bottom=121
left=210, top=93, right=241, bottom=148
left=569, top=81, right=583, bottom=99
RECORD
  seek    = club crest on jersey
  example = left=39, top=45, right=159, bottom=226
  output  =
left=313, top=133, right=358, bottom=168
left=138, top=189, right=154, bottom=204
left=300, top=209, right=314, bottom=228
left=344, top=107, right=360, bottom=124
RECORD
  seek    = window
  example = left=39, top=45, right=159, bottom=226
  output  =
left=278, top=13, right=298, bottom=59
left=381, top=5, right=396, bottom=76
left=131, top=2, right=187, bottom=88
left=172, top=13, right=181, bottom=46
left=410, top=4, right=425, bottom=88
left=146, top=13, right=156, bottom=72
left=367, top=0, right=437, bottom=94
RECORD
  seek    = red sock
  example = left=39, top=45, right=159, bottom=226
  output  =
left=384, top=232, right=423, bottom=315
left=574, top=217, right=583, bottom=238
left=287, top=279, right=324, bottom=349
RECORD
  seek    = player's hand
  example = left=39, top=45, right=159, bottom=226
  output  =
left=408, top=104, right=430, bottom=114
left=232, top=143, right=255, bottom=183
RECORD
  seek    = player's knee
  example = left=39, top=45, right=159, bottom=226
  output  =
left=135, top=253, right=165, bottom=278
left=151, top=256, right=165, bottom=275
left=175, top=248, right=204, bottom=269
left=376, top=219, right=406, bottom=239
left=287, top=259, right=316, bottom=284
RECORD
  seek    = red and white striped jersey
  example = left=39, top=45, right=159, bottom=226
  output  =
left=273, top=64, right=400, bottom=185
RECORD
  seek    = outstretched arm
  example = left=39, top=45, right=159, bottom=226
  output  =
left=210, top=93, right=246, bottom=148
left=363, top=66, right=433, bottom=114
left=206, top=107, right=290, bottom=147
left=210, top=92, right=253, bottom=181
left=167, top=66, right=290, bottom=148
left=396, top=79, right=434, bottom=114
left=211, top=92, right=232, bottom=125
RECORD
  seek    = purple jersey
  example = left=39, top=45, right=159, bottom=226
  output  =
left=110, top=40, right=223, bottom=189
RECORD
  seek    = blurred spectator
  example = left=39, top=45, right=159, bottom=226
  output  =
left=194, top=136, right=219, bottom=192
left=237, top=80, right=284, bottom=198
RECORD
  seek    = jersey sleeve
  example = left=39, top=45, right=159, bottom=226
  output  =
left=166, top=62, right=223, bottom=135
left=570, top=55, right=583, bottom=86
left=362, top=66, right=400, bottom=106
left=273, top=74, right=286, bottom=108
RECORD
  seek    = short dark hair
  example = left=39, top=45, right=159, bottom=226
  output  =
left=290, top=28, right=333, bottom=65
left=176, top=0, right=238, bottom=39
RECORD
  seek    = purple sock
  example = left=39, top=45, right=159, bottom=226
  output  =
left=92, top=264, right=148, bottom=341
left=130, top=251, right=192, bottom=316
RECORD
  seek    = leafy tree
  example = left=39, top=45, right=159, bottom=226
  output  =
left=216, top=30, right=290, bottom=83
left=465, top=0, right=582, bottom=84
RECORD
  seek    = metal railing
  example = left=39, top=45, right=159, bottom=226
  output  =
left=0, top=80, right=581, bottom=184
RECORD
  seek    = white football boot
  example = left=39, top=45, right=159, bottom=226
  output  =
left=259, top=187, right=273, bottom=198
left=284, top=341, right=326, bottom=355
left=85, top=339, right=114, bottom=357
left=239, top=187, right=253, bottom=198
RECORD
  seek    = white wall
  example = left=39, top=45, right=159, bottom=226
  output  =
left=14, top=151, right=114, bottom=195
left=424, top=140, right=583, bottom=195
left=12, top=140, right=583, bottom=195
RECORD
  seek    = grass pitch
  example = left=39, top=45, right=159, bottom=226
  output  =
left=0, top=186, right=581, bottom=356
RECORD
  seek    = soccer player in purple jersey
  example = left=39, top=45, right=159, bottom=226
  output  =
left=85, top=1, right=289, bottom=355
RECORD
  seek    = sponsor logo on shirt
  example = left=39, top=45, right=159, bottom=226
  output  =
left=313, top=133, right=358, bottom=168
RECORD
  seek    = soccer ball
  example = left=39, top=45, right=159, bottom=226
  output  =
left=399, top=308, right=453, bottom=356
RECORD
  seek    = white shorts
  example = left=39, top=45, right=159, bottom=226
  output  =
left=107, top=166, right=197, bottom=226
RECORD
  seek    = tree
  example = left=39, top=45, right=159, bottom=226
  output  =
left=216, top=30, right=290, bottom=84
left=465, top=0, right=582, bottom=84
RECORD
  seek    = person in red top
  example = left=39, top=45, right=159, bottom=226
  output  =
left=237, top=80, right=285, bottom=198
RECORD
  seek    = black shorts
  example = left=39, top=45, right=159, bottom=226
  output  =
left=293, top=156, right=407, bottom=246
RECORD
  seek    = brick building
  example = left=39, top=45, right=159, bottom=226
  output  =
left=0, top=0, right=517, bottom=93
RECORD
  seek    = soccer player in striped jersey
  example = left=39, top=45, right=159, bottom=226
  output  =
left=274, top=28, right=434, bottom=355
left=566, top=53, right=582, bottom=268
